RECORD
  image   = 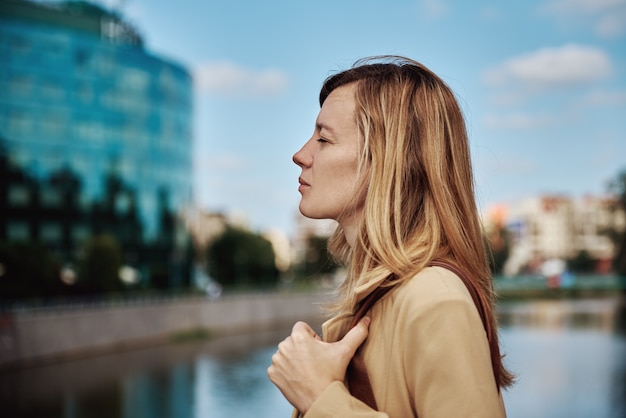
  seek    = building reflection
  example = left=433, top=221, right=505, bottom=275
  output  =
left=0, top=325, right=292, bottom=418
left=498, top=298, right=624, bottom=332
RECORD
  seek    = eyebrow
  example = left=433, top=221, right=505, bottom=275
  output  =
left=316, top=122, right=337, bottom=136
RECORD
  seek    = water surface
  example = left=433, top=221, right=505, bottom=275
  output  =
left=2, top=297, right=625, bottom=418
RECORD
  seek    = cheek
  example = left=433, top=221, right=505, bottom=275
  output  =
left=331, top=164, right=363, bottom=200
left=327, top=151, right=359, bottom=178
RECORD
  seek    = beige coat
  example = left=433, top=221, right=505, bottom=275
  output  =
left=299, top=266, right=507, bottom=418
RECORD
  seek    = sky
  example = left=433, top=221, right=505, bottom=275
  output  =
left=96, top=0, right=625, bottom=237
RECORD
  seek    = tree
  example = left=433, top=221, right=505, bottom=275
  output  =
left=206, top=227, right=279, bottom=288
left=0, top=240, right=63, bottom=301
left=485, top=225, right=510, bottom=276
left=299, top=234, right=338, bottom=278
left=78, top=234, right=124, bottom=294
left=608, top=170, right=626, bottom=276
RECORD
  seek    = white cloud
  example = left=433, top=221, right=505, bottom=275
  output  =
left=194, top=61, right=289, bottom=98
left=483, top=44, right=613, bottom=92
left=541, top=0, right=626, bottom=38
left=578, top=89, right=626, bottom=107
left=596, top=12, right=626, bottom=37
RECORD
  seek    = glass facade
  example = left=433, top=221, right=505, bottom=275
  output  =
left=0, top=1, right=194, bottom=287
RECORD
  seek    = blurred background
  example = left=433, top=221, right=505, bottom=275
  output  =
left=0, top=0, right=625, bottom=417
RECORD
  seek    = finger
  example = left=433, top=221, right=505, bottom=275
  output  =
left=277, top=337, right=290, bottom=353
left=292, top=321, right=319, bottom=338
left=339, top=316, right=370, bottom=355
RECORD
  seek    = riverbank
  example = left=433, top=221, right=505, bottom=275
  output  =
left=0, top=290, right=330, bottom=371
left=2, top=274, right=623, bottom=371
left=495, top=274, right=625, bottom=300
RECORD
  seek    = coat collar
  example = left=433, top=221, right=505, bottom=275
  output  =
left=322, top=273, right=390, bottom=342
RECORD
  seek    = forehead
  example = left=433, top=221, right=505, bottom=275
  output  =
left=316, top=84, right=357, bottom=131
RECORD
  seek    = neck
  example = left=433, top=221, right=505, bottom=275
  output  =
left=339, top=210, right=363, bottom=249
left=344, top=224, right=358, bottom=249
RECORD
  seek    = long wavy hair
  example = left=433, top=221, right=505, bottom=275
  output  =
left=320, top=56, right=514, bottom=389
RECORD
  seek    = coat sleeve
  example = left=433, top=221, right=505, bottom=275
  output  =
left=403, top=296, right=506, bottom=418
left=302, top=381, right=389, bottom=418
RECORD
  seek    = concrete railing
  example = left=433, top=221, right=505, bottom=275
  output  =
left=0, top=290, right=331, bottom=369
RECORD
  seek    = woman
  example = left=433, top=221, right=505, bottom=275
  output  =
left=268, top=56, right=514, bottom=417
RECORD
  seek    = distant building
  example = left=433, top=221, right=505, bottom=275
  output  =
left=263, top=228, right=292, bottom=273
left=291, top=211, right=337, bottom=265
left=0, top=0, right=194, bottom=286
left=182, top=209, right=228, bottom=254
left=490, top=195, right=625, bottom=276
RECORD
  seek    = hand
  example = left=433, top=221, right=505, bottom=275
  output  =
left=267, top=317, right=371, bottom=414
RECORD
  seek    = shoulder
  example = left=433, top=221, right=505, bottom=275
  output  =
left=385, top=266, right=478, bottom=322
left=395, top=266, right=472, bottom=303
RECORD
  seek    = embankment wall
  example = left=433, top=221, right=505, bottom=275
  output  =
left=0, top=291, right=329, bottom=369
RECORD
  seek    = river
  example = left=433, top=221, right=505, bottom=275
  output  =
left=1, top=297, right=625, bottom=418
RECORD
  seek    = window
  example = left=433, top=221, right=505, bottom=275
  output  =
left=41, top=222, right=62, bottom=243
left=75, top=82, right=93, bottom=103
left=40, top=36, right=67, bottom=65
left=72, top=225, right=90, bottom=244
left=41, top=79, right=66, bottom=101
left=119, top=67, right=149, bottom=92
left=8, top=185, right=29, bottom=206
left=115, top=192, right=131, bottom=215
left=75, top=120, right=105, bottom=142
left=9, top=75, right=33, bottom=96
left=94, top=53, right=114, bottom=75
left=41, top=188, right=62, bottom=207
left=9, top=34, right=30, bottom=54
left=8, top=110, right=34, bottom=135
left=7, top=222, right=29, bottom=241
left=40, top=112, right=67, bottom=137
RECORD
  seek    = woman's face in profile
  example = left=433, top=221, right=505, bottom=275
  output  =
left=293, top=83, right=364, bottom=224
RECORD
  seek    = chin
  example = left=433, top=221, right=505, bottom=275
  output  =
left=299, top=205, right=328, bottom=220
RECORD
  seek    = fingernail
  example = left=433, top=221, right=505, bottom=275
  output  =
left=363, top=316, right=371, bottom=326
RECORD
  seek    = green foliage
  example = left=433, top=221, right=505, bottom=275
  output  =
left=205, top=227, right=279, bottom=288
left=485, top=225, right=510, bottom=276
left=170, top=327, right=212, bottom=343
left=298, top=235, right=338, bottom=278
left=78, top=234, right=124, bottom=293
left=609, top=169, right=626, bottom=209
left=609, top=169, right=626, bottom=276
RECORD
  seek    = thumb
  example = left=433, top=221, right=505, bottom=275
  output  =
left=339, top=317, right=371, bottom=357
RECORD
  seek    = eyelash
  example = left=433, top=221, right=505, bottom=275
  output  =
left=317, top=138, right=328, bottom=143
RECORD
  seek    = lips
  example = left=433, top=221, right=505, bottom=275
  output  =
left=298, top=177, right=310, bottom=192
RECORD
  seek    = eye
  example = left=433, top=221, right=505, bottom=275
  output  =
left=317, top=138, right=328, bottom=144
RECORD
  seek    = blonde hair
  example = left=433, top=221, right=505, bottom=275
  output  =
left=320, top=56, right=514, bottom=388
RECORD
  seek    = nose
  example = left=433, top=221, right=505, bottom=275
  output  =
left=292, top=138, right=312, bottom=168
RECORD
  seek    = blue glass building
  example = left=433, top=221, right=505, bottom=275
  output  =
left=0, top=0, right=194, bottom=291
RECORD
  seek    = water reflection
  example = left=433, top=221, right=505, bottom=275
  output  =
left=499, top=298, right=626, bottom=418
left=1, top=298, right=625, bottom=418
left=0, top=327, right=294, bottom=418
